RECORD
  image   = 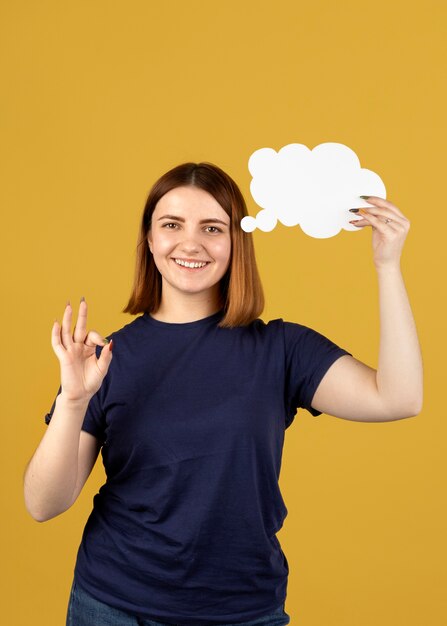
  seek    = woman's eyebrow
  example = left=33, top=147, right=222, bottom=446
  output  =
left=157, top=214, right=230, bottom=226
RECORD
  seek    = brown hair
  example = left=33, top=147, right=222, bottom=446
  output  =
left=122, top=162, right=264, bottom=328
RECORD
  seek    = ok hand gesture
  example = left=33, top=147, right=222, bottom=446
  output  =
left=51, top=298, right=113, bottom=403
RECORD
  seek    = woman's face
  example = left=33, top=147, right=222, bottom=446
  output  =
left=147, top=186, right=232, bottom=302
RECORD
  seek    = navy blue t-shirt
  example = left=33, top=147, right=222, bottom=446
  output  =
left=45, top=310, right=352, bottom=624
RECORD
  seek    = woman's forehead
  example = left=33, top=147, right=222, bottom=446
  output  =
left=154, top=186, right=228, bottom=219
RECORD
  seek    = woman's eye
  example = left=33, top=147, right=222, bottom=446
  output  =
left=161, top=223, right=221, bottom=233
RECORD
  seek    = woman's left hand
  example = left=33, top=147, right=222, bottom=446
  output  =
left=349, top=196, right=411, bottom=269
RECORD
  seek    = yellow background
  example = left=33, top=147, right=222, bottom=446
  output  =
left=1, top=1, right=445, bottom=624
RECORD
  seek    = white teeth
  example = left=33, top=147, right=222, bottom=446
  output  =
left=174, top=259, right=208, bottom=268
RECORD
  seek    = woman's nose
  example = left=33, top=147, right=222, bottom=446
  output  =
left=180, top=241, right=202, bottom=254
left=179, top=233, right=203, bottom=253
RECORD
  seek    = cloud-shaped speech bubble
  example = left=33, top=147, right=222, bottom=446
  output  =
left=240, top=142, right=386, bottom=238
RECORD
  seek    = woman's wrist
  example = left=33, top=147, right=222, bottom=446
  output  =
left=57, top=391, right=92, bottom=410
left=374, top=261, right=402, bottom=275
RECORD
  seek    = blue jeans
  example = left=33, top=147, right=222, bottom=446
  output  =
left=66, top=580, right=291, bottom=626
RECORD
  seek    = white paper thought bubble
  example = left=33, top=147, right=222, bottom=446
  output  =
left=240, top=142, right=386, bottom=238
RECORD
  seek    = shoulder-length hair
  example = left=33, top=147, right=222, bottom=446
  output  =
left=122, top=162, right=264, bottom=328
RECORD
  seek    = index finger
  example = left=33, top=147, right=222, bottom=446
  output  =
left=73, top=298, right=88, bottom=343
left=360, top=196, right=407, bottom=219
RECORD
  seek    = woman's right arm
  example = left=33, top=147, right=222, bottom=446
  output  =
left=23, top=299, right=113, bottom=522
left=24, top=394, right=100, bottom=522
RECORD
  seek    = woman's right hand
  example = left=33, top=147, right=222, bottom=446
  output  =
left=51, top=299, right=113, bottom=403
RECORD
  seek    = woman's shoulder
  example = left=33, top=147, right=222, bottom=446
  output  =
left=244, top=317, right=325, bottom=347
left=248, top=316, right=309, bottom=332
left=238, top=316, right=292, bottom=338
left=100, top=313, right=147, bottom=344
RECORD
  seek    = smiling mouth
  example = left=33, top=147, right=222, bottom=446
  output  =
left=172, top=258, right=211, bottom=270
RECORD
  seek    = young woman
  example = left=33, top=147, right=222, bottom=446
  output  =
left=24, top=162, right=423, bottom=626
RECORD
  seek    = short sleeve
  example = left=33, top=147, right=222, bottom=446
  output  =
left=44, top=346, right=107, bottom=444
left=282, top=320, right=352, bottom=427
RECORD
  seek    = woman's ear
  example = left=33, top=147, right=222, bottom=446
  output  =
left=147, top=232, right=153, bottom=253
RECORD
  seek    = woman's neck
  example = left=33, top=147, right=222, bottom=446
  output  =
left=150, top=289, right=223, bottom=324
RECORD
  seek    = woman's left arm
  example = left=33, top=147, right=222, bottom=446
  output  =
left=311, top=196, right=424, bottom=422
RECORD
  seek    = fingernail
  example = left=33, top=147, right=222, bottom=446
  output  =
left=80, top=296, right=85, bottom=302
left=103, top=338, right=110, bottom=344
left=360, top=195, right=370, bottom=199
left=109, top=339, right=113, bottom=353
left=66, top=300, right=71, bottom=307
left=349, top=208, right=359, bottom=213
